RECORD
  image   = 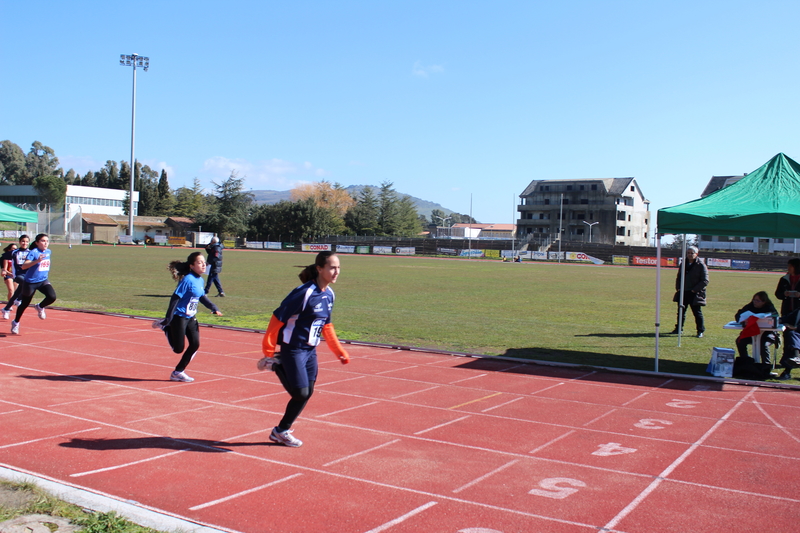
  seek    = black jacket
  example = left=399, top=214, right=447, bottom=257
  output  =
left=205, top=243, right=223, bottom=273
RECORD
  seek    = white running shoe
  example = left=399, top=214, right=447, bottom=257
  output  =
left=269, top=427, right=302, bottom=447
left=13, top=300, right=20, bottom=307
left=257, top=355, right=281, bottom=371
left=34, top=304, right=46, bottom=320
left=2, top=310, right=9, bottom=320
left=10, top=320, right=19, bottom=335
left=170, top=370, right=194, bottom=382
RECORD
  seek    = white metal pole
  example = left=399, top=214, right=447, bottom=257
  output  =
left=129, top=59, right=137, bottom=237
left=655, top=234, right=662, bottom=372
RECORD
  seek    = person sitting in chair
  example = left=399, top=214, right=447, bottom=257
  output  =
left=734, top=291, right=778, bottom=365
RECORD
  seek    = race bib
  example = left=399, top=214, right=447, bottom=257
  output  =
left=308, top=318, right=325, bottom=346
left=38, top=259, right=51, bottom=272
left=186, top=297, right=199, bottom=317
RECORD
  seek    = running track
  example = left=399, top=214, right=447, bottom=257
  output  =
left=1, top=309, right=799, bottom=533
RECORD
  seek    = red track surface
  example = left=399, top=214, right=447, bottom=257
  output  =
left=1, top=309, right=799, bottom=533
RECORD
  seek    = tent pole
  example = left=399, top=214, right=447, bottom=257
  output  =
left=655, top=234, right=662, bottom=372
left=677, top=236, right=688, bottom=347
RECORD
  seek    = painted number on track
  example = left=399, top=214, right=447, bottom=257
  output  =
left=666, top=399, right=700, bottom=409
left=528, top=477, right=586, bottom=499
left=592, top=442, right=637, bottom=456
left=634, top=419, right=673, bottom=430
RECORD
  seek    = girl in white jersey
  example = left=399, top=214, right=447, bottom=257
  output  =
left=257, top=251, right=350, bottom=447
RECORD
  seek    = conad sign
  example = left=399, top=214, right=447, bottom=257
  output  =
left=301, top=244, right=332, bottom=252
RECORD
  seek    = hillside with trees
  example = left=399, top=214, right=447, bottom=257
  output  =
left=0, top=139, right=477, bottom=241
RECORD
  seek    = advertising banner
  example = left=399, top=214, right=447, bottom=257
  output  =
left=373, top=246, right=393, bottom=254
left=548, top=252, right=565, bottom=260
left=612, top=255, right=629, bottom=265
left=223, top=240, right=236, bottom=248
left=532, top=251, right=547, bottom=260
left=632, top=256, right=678, bottom=267
left=302, top=243, right=332, bottom=252
left=706, top=257, right=731, bottom=268
left=246, top=241, right=264, bottom=249
left=565, top=252, right=604, bottom=264
left=395, top=247, right=415, bottom=255
left=168, top=236, right=185, bottom=245
left=437, top=248, right=458, bottom=255
left=356, top=246, right=370, bottom=254
left=282, top=242, right=296, bottom=249
left=731, top=260, right=751, bottom=270
left=153, top=235, right=168, bottom=244
left=266, top=241, right=282, bottom=250
left=459, top=249, right=485, bottom=257
left=336, top=245, right=356, bottom=253
left=483, top=249, right=500, bottom=258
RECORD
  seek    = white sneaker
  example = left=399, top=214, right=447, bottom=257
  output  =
left=2, top=310, right=9, bottom=320
left=34, top=304, right=46, bottom=320
left=170, top=370, right=194, bottom=382
left=10, top=320, right=19, bottom=335
left=13, top=300, right=20, bottom=307
left=270, top=427, right=302, bottom=447
left=257, top=355, right=281, bottom=371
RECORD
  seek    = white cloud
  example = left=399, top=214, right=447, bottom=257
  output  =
left=412, top=61, right=444, bottom=77
left=200, top=156, right=329, bottom=190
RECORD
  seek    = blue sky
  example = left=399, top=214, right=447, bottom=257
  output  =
left=3, top=1, right=800, bottom=226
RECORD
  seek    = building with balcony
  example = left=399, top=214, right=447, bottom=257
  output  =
left=517, top=178, right=650, bottom=247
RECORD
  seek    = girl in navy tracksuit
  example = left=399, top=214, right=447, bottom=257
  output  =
left=11, top=234, right=56, bottom=335
left=258, top=251, right=349, bottom=447
left=157, top=251, right=223, bottom=382
left=2, top=235, right=30, bottom=319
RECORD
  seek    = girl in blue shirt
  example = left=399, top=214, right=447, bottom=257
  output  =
left=11, top=234, right=56, bottom=335
left=157, top=251, right=223, bottom=382
left=258, top=251, right=349, bottom=447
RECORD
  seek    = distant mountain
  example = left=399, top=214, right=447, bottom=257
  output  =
left=249, top=185, right=463, bottom=222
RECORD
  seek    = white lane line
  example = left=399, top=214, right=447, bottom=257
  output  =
left=452, top=460, right=520, bottom=494
left=449, top=373, right=487, bottom=384
left=754, top=398, right=800, bottom=444
left=529, top=430, right=576, bottom=454
left=582, top=408, right=617, bottom=427
left=362, top=501, right=438, bottom=533
left=413, top=415, right=471, bottom=435
left=316, top=401, right=379, bottom=418
left=481, top=395, right=524, bottom=413
left=323, top=439, right=402, bottom=467
left=391, top=385, right=440, bottom=399
left=188, top=474, right=303, bottom=511
left=71, top=449, right=189, bottom=477
left=601, top=387, right=757, bottom=531
left=0, top=427, right=101, bottom=450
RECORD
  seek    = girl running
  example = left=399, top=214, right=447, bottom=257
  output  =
left=155, top=251, right=223, bottom=382
left=11, top=234, right=56, bottom=335
left=2, top=235, right=30, bottom=320
left=1, top=243, right=18, bottom=302
left=257, top=251, right=349, bottom=447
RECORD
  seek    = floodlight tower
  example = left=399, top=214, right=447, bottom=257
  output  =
left=119, top=53, right=149, bottom=236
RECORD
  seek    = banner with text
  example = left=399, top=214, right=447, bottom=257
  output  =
left=301, top=243, right=332, bottom=252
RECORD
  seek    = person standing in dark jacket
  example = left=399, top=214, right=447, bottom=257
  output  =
left=671, top=246, right=709, bottom=338
left=775, top=258, right=800, bottom=380
left=204, top=236, right=225, bottom=297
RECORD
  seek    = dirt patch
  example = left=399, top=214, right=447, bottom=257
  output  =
left=0, top=486, right=35, bottom=512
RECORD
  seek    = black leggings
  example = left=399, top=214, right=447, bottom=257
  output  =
left=166, top=316, right=200, bottom=372
left=15, top=281, right=56, bottom=322
left=274, top=363, right=315, bottom=431
left=3, top=275, right=25, bottom=311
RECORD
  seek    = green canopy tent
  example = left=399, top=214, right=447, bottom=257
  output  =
left=653, top=153, right=800, bottom=370
left=0, top=200, right=38, bottom=224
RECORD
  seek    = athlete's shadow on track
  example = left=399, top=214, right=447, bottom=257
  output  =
left=19, top=374, right=165, bottom=382
left=60, top=436, right=275, bottom=452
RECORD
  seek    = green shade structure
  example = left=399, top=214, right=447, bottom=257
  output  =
left=658, top=153, right=800, bottom=238
left=0, top=200, right=37, bottom=223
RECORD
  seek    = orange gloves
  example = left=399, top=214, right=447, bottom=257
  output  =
left=322, top=323, right=350, bottom=364
left=262, top=315, right=285, bottom=358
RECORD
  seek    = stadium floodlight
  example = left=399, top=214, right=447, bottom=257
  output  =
left=119, top=53, right=150, bottom=236
left=583, top=220, right=599, bottom=243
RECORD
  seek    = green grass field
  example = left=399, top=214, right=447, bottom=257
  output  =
left=18, top=243, right=795, bottom=381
